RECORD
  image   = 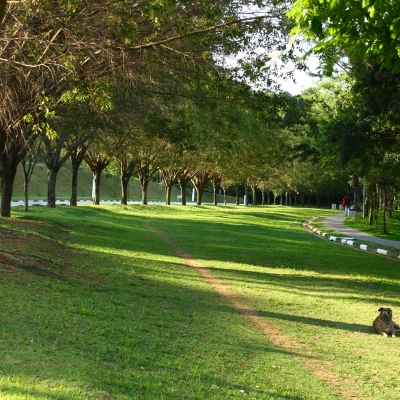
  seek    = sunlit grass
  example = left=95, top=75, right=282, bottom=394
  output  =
left=345, top=210, right=400, bottom=241
left=1, top=204, right=400, bottom=398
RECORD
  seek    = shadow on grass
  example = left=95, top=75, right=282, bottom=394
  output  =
left=4, top=204, right=397, bottom=398
left=256, top=310, right=372, bottom=334
left=206, top=266, right=400, bottom=307
left=2, top=208, right=329, bottom=398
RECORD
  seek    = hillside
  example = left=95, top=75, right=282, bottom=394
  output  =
left=12, top=162, right=239, bottom=204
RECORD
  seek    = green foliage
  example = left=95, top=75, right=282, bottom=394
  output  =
left=288, top=0, right=400, bottom=72
left=61, top=78, right=115, bottom=111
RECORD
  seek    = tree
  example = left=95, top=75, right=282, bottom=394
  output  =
left=0, top=125, right=39, bottom=217
left=42, top=129, right=88, bottom=208
left=21, top=139, right=42, bottom=212
left=192, top=169, right=212, bottom=206
left=84, top=134, right=119, bottom=205
left=136, top=156, right=159, bottom=205
left=176, top=161, right=196, bottom=206
left=211, top=174, right=222, bottom=206
left=69, top=142, right=88, bottom=206
left=1, top=0, right=293, bottom=217
left=289, top=0, right=400, bottom=73
left=119, top=156, right=137, bottom=205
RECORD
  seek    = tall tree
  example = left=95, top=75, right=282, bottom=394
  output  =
left=83, top=133, right=120, bottom=205
left=69, top=142, right=88, bottom=206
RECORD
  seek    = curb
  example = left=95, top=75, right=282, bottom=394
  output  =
left=303, top=217, right=400, bottom=261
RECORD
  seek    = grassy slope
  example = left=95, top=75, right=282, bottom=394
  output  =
left=1, top=205, right=400, bottom=399
left=12, top=162, right=238, bottom=204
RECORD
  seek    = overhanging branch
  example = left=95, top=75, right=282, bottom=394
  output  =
left=127, top=14, right=285, bottom=51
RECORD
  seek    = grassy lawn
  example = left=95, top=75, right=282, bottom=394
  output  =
left=345, top=210, right=400, bottom=242
left=1, top=205, right=400, bottom=399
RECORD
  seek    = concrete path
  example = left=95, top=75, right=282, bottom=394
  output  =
left=323, top=213, right=400, bottom=249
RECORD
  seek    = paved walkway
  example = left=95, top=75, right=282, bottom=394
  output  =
left=322, top=213, right=400, bottom=249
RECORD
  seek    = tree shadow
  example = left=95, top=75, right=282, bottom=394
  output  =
left=256, top=310, right=373, bottom=334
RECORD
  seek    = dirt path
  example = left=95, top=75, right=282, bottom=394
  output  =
left=147, top=222, right=364, bottom=399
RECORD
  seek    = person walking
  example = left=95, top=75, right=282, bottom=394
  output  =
left=343, top=192, right=352, bottom=217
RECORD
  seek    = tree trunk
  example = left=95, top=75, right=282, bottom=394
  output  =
left=47, top=168, right=59, bottom=207
left=70, top=163, right=79, bottom=206
left=213, top=186, right=218, bottom=205
left=235, top=185, right=240, bottom=206
left=192, top=171, right=210, bottom=206
left=0, top=129, right=29, bottom=217
left=93, top=171, right=101, bottom=205
left=368, top=185, right=374, bottom=225
left=120, top=158, right=137, bottom=205
left=21, top=152, right=38, bottom=212
left=165, top=184, right=173, bottom=205
left=140, top=178, right=150, bottom=205
left=211, top=176, right=221, bottom=206
left=353, top=174, right=362, bottom=211
left=159, top=167, right=180, bottom=205
left=136, top=160, right=158, bottom=206
left=121, top=176, right=130, bottom=205
left=178, top=180, right=188, bottom=205
left=70, top=144, right=87, bottom=206
left=43, top=133, right=70, bottom=208
left=195, top=186, right=205, bottom=205
left=252, top=186, right=257, bottom=205
left=177, top=173, right=191, bottom=206
left=0, top=165, right=17, bottom=218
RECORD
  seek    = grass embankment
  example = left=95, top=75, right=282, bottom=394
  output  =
left=1, top=205, right=400, bottom=399
left=12, top=162, right=238, bottom=204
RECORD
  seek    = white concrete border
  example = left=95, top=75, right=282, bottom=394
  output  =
left=302, top=217, right=400, bottom=261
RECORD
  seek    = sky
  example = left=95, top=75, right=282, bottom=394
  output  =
left=277, top=56, right=320, bottom=95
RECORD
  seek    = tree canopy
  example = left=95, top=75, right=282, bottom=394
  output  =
left=288, top=0, right=400, bottom=73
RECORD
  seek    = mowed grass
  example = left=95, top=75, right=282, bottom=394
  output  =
left=345, top=210, right=400, bottom=242
left=1, top=205, right=400, bottom=399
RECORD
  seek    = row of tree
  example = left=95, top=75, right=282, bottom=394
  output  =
left=1, top=0, right=299, bottom=217
left=2, top=0, right=400, bottom=229
left=19, top=85, right=350, bottom=211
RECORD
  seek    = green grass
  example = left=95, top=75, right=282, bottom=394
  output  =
left=1, top=205, right=400, bottom=398
left=345, top=210, right=400, bottom=241
left=308, top=210, right=400, bottom=252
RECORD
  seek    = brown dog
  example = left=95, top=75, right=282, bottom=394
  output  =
left=372, top=308, right=400, bottom=337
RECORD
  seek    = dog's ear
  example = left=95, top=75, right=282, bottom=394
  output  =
left=378, top=308, right=384, bottom=312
